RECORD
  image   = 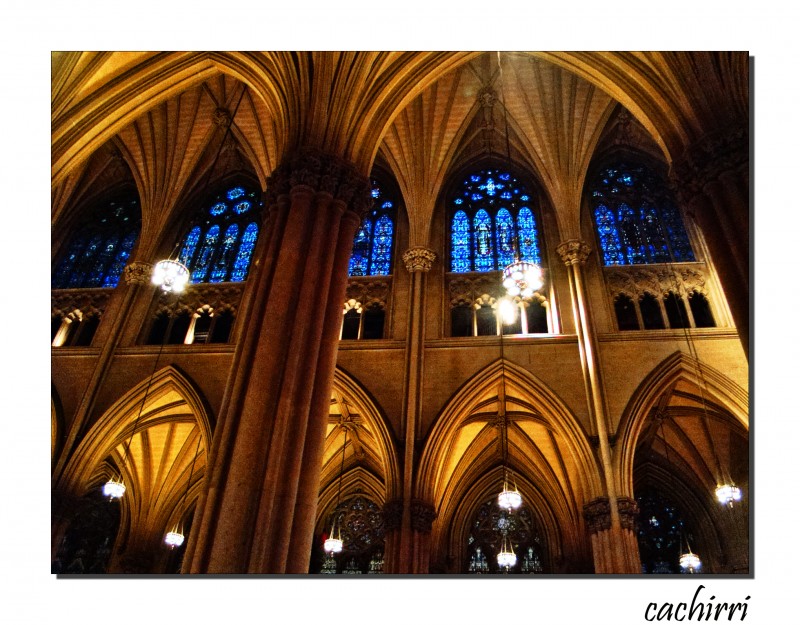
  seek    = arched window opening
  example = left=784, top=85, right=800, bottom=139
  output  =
left=449, top=168, right=542, bottom=273
left=475, top=303, right=496, bottom=336
left=314, top=495, right=385, bottom=574
left=147, top=306, right=236, bottom=345
left=614, top=294, right=640, bottom=331
left=168, top=312, right=192, bottom=344
left=348, top=177, right=397, bottom=277
left=689, top=292, right=715, bottom=328
left=664, top=291, right=690, bottom=329
left=451, top=305, right=473, bottom=338
left=52, top=311, right=100, bottom=347
left=640, top=293, right=665, bottom=330
left=177, top=184, right=262, bottom=284
left=465, top=498, right=545, bottom=574
left=52, top=194, right=140, bottom=289
left=636, top=488, right=699, bottom=574
left=339, top=300, right=385, bottom=341
left=449, top=294, right=553, bottom=338
left=590, top=163, right=695, bottom=266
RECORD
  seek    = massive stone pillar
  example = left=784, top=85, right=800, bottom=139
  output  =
left=671, top=121, right=749, bottom=358
left=557, top=239, right=640, bottom=574
left=394, top=246, right=436, bottom=573
left=185, top=149, right=371, bottom=573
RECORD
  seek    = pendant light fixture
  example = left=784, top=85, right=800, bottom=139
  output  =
left=496, top=533, right=517, bottom=570
left=324, top=429, right=348, bottom=555
left=104, top=259, right=191, bottom=500
left=658, top=415, right=702, bottom=573
left=163, top=430, right=203, bottom=549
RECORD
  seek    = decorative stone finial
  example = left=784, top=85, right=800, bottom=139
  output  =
left=556, top=239, right=591, bottom=266
left=402, top=247, right=436, bottom=273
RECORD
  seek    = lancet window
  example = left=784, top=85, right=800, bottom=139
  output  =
left=52, top=194, right=141, bottom=289
left=177, top=184, right=262, bottom=284
left=449, top=168, right=542, bottom=273
left=348, top=177, right=397, bottom=277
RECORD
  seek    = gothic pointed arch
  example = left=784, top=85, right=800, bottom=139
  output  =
left=417, top=359, right=601, bottom=572
left=614, top=351, right=748, bottom=498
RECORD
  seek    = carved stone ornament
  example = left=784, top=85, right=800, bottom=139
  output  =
left=123, top=261, right=153, bottom=286
left=447, top=274, right=503, bottom=307
left=212, top=107, right=232, bottom=128
left=410, top=499, right=437, bottom=533
left=605, top=264, right=708, bottom=301
left=345, top=278, right=390, bottom=310
left=583, top=497, right=612, bottom=534
left=556, top=239, right=592, bottom=266
left=383, top=499, right=404, bottom=531
left=617, top=497, right=639, bottom=532
left=154, top=282, right=244, bottom=317
left=402, top=247, right=436, bottom=273
left=266, top=149, right=372, bottom=218
left=51, top=288, right=111, bottom=319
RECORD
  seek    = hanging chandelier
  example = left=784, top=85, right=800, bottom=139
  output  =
left=151, top=259, right=190, bottom=293
left=715, top=483, right=742, bottom=507
left=502, top=259, right=543, bottom=298
left=164, top=530, right=185, bottom=549
left=679, top=550, right=702, bottom=573
left=498, top=473, right=522, bottom=511
left=163, top=431, right=202, bottom=550
left=497, top=534, right=517, bottom=569
left=324, top=428, right=348, bottom=555
left=102, top=478, right=126, bottom=500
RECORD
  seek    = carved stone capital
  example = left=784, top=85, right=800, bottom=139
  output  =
left=583, top=497, right=612, bottom=534
left=383, top=499, right=403, bottom=531
left=266, top=149, right=372, bottom=218
left=617, top=497, right=639, bottom=532
left=410, top=499, right=437, bottom=533
left=556, top=239, right=592, bottom=266
left=402, top=247, right=436, bottom=273
left=123, top=261, right=153, bottom=286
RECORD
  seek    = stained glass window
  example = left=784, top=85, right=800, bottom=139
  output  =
left=52, top=195, right=141, bottom=289
left=177, top=184, right=262, bottom=283
left=347, top=177, right=397, bottom=277
left=590, top=163, right=695, bottom=266
left=636, top=489, right=699, bottom=574
left=449, top=168, right=542, bottom=272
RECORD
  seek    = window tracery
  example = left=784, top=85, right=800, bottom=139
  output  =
left=348, top=177, right=396, bottom=277
left=449, top=168, right=542, bottom=273
left=177, top=185, right=261, bottom=284
left=52, top=195, right=140, bottom=289
left=317, top=495, right=385, bottom=574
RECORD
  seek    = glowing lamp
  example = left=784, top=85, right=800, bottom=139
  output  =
left=164, top=531, right=185, bottom=548
left=102, top=479, right=126, bottom=500
left=715, top=483, right=742, bottom=507
left=679, top=552, right=701, bottom=573
left=151, top=260, right=190, bottom=293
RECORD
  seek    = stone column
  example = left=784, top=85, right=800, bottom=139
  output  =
left=671, top=122, right=749, bottom=358
left=381, top=498, right=403, bottom=574
left=396, top=246, right=436, bottom=573
left=557, top=240, right=639, bottom=573
left=185, top=149, right=371, bottom=573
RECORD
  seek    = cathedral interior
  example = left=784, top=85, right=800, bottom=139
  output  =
left=50, top=51, right=749, bottom=576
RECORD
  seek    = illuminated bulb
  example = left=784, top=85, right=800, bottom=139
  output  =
left=102, top=479, right=126, bottom=500
left=679, top=552, right=701, bottom=573
left=502, top=261, right=543, bottom=298
left=498, top=488, right=522, bottom=511
left=499, top=298, right=518, bottom=325
left=497, top=537, right=517, bottom=569
left=151, top=260, right=190, bottom=293
left=164, top=531, right=185, bottom=548
left=324, top=537, right=343, bottom=554
left=715, top=483, right=742, bottom=507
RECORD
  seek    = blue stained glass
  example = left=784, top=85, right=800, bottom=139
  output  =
left=192, top=225, right=220, bottom=282
left=227, top=186, right=245, bottom=200
left=517, top=207, right=541, bottom=265
left=67, top=234, right=103, bottom=287
left=495, top=209, right=515, bottom=268
left=500, top=191, right=512, bottom=200
left=85, top=234, right=121, bottom=287
left=520, top=194, right=529, bottom=201
left=382, top=201, right=393, bottom=210
left=371, top=188, right=381, bottom=199
left=233, top=201, right=251, bottom=214
left=661, top=203, right=695, bottom=262
left=618, top=204, right=644, bottom=264
left=103, top=231, right=137, bottom=287
left=499, top=173, right=510, bottom=181
left=53, top=236, right=88, bottom=288
left=369, top=215, right=394, bottom=275
left=470, top=175, right=481, bottom=183
left=209, top=224, right=239, bottom=282
left=473, top=210, right=494, bottom=272
left=209, top=202, right=227, bottom=216
left=348, top=220, right=372, bottom=276
left=485, top=178, right=497, bottom=196
left=179, top=226, right=202, bottom=267
left=471, top=193, right=483, bottom=202
left=640, top=205, right=669, bottom=262
left=231, top=223, right=259, bottom=281
left=451, top=210, right=471, bottom=272
left=594, top=204, right=624, bottom=265
left=454, top=198, right=463, bottom=205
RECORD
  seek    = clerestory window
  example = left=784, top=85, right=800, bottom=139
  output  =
left=348, top=177, right=397, bottom=277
